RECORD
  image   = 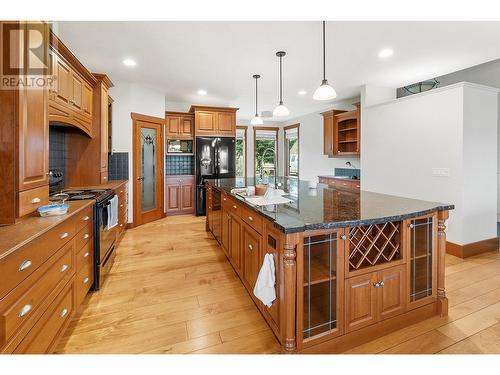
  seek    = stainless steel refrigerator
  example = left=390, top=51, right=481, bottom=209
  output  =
left=196, top=136, right=235, bottom=216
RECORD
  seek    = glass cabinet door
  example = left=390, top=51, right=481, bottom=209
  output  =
left=302, top=232, right=341, bottom=340
left=408, top=216, right=435, bottom=305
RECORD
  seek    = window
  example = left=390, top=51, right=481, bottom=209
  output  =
left=254, top=127, right=279, bottom=179
left=285, top=124, right=299, bottom=178
left=236, top=126, right=247, bottom=179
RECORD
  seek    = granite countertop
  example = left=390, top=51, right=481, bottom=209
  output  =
left=207, top=177, right=454, bottom=234
left=0, top=200, right=95, bottom=260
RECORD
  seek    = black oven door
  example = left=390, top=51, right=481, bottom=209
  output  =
left=98, top=196, right=117, bottom=264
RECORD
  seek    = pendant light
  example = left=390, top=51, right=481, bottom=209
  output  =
left=313, top=21, right=337, bottom=101
left=250, top=74, right=263, bottom=125
left=273, top=51, right=289, bottom=117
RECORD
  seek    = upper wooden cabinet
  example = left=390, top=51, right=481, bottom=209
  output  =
left=93, top=75, right=113, bottom=181
left=165, top=112, right=194, bottom=139
left=190, top=106, right=238, bottom=137
left=48, top=32, right=97, bottom=137
left=0, top=21, right=50, bottom=224
left=322, top=104, right=361, bottom=157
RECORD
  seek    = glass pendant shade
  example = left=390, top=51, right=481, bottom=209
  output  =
left=273, top=103, right=289, bottom=117
left=250, top=115, right=263, bottom=125
left=313, top=79, right=337, bottom=101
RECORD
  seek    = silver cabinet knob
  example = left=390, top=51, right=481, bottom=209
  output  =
left=18, top=259, right=32, bottom=271
left=18, top=304, right=32, bottom=317
left=373, top=282, right=381, bottom=288
left=60, top=232, right=69, bottom=239
left=83, top=277, right=89, bottom=284
left=379, top=281, right=385, bottom=287
left=60, top=264, right=69, bottom=273
left=83, top=233, right=90, bottom=240
left=248, top=216, right=253, bottom=222
left=409, top=223, right=415, bottom=229
left=84, top=252, right=90, bottom=258
left=59, top=308, right=69, bottom=318
left=83, top=216, right=90, bottom=221
left=341, top=235, right=347, bottom=240
left=233, top=205, right=237, bottom=209
left=248, top=244, right=253, bottom=250
left=31, top=197, right=41, bottom=204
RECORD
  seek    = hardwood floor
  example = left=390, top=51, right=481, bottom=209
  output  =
left=56, top=216, right=500, bottom=354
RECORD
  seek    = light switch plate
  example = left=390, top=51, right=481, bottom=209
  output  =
left=432, top=168, right=451, bottom=177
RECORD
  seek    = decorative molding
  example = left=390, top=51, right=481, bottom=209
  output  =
left=189, top=105, right=239, bottom=113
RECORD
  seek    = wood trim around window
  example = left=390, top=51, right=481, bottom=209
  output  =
left=236, top=125, right=248, bottom=180
left=253, top=126, right=279, bottom=178
left=284, top=123, right=299, bottom=178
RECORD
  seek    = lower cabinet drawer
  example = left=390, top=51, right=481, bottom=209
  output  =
left=75, top=222, right=92, bottom=251
left=241, top=205, right=263, bottom=232
left=17, top=185, right=49, bottom=217
left=76, top=240, right=93, bottom=273
left=75, top=262, right=93, bottom=308
left=13, top=282, right=74, bottom=354
left=0, top=240, right=75, bottom=347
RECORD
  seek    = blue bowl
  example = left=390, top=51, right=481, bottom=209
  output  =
left=37, top=203, right=69, bottom=217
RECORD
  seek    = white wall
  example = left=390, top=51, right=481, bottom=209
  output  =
left=109, top=81, right=166, bottom=222
left=280, top=102, right=360, bottom=183
left=362, top=82, right=498, bottom=245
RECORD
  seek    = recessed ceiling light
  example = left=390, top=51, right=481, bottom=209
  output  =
left=122, top=58, right=137, bottom=67
left=298, top=90, right=307, bottom=95
left=197, top=89, right=207, bottom=96
left=378, top=48, right=394, bottom=59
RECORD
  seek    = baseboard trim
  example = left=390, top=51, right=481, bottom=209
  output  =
left=446, top=237, right=499, bottom=258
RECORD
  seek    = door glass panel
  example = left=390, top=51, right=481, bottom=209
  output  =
left=303, top=233, right=338, bottom=340
left=410, top=217, right=433, bottom=302
left=141, top=127, right=157, bottom=211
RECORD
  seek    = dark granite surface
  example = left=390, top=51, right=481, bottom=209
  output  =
left=207, top=177, right=454, bottom=234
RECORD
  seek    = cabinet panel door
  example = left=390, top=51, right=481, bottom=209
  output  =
left=195, top=111, right=217, bottom=133
left=323, top=114, right=333, bottom=155
left=217, top=112, right=235, bottom=135
left=82, top=83, right=92, bottom=118
left=70, top=72, right=82, bottom=112
left=166, top=183, right=181, bottom=213
left=54, top=55, right=71, bottom=106
left=345, top=272, right=377, bottom=333
left=18, top=76, right=49, bottom=191
left=230, top=215, right=242, bottom=271
left=221, top=208, right=230, bottom=258
left=378, top=265, right=406, bottom=321
left=166, top=117, right=180, bottom=137
left=180, top=181, right=194, bottom=211
left=180, top=117, right=194, bottom=138
left=100, top=85, right=109, bottom=172
left=242, top=224, right=261, bottom=289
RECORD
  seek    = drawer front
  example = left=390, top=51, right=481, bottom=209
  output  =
left=75, top=222, right=92, bottom=251
left=0, top=217, right=76, bottom=300
left=318, top=177, right=334, bottom=186
left=226, top=197, right=241, bottom=216
left=13, top=282, right=74, bottom=354
left=18, top=185, right=49, bottom=217
left=337, top=180, right=352, bottom=190
left=75, top=261, right=93, bottom=308
left=241, top=205, right=263, bottom=233
left=76, top=240, right=93, bottom=272
left=75, top=205, right=93, bottom=231
left=100, top=172, right=108, bottom=184
left=0, top=240, right=74, bottom=346
left=351, top=181, right=361, bottom=190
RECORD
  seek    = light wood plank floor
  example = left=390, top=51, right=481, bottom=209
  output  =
left=57, top=216, right=500, bottom=354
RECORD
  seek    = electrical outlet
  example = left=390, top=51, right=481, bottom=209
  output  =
left=432, top=168, right=450, bottom=177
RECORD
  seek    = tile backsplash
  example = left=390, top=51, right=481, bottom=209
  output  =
left=49, top=126, right=67, bottom=185
left=108, top=152, right=129, bottom=180
left=335, top=167, right=360, bottom=179
left=166, top=155, right=194, bottom=175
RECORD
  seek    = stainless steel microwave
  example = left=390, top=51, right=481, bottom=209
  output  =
left=167, top=139, right=193, bottom=154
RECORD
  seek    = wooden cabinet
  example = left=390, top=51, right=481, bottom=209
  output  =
left=229, top=214, right=243, bottom=271
left=318, top=176, right=361, bottom=191
left=114, top=182, right=128, bottom=242
left=221, top=207, right=231, bottom=257
left=321, top=104, right=360, bottom=157
left=93, top=74, right=113, bottom=182
left=190, top=106, right=238, bottom=137
left=165, top=112, right=194, bottom=139
left=166, top=176, right=195, bottom=215
left=242, top=223, right=261, bottom=290
left=378, top=265, right=406, bottom=320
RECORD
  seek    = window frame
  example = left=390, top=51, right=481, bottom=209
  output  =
left=236, top=125, right=247, bottom=180
left=284, top=123, right=300, bottom=179
left=253, top=126, right=279, bottom=179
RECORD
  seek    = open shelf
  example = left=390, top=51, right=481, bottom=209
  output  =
left=304, top=257, right=337, bottom=286
left=338, top=140, right=357, bottom=144
left=338, top=127, right=357, bottom=132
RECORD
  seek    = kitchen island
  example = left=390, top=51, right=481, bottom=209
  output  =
left=205, top=177, right=454, bottom=353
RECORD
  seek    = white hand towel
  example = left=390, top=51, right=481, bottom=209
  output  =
left=253, top=253, right=276, bottom=307
left=107, top=195, right=119, bottom=230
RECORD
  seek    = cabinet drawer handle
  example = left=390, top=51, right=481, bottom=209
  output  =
left=120, top=204, right=123, bottom=208
left=120, top=190, right=123, bottom=193
left=84, top=252, right=90, bottom=258
left=341, top=235, right=347, bottom=240
left=18, top=304, right=32, bottom=318
left=31, top=197, right=41, bottom=204
left=248, top=216, right=253, bottom=222
left=83, top=277, right=89, bottom=284
left=373, top=282, right=381, bottom=288
left=248, top=244, right=253, bottom=250
left=379, top=281, right=385, bottom=287
left=233, top=205, right=237, bottom=209
left=83, top=233, right=90, bottom=240
left=223, top=198, right=226, bottom=201
left=60, top=232, right=69, bottom=239
left=409, top=223, right=415, bottom=229
left=59, top=308, right=69, bottom=318
left=18, top=259, right=32, bottom=271
left=60, top=264, right=69, bottom=273
left=83, top=216, right=90, bottom=221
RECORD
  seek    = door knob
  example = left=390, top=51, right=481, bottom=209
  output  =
left=137, top=176, right=144, bottom=181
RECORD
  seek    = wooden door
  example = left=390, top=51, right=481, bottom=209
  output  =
left=180, top=117, right=194, bottom=138
left=70, top=72, right=82, bottom=112
left=217, top=112, right=235, bottom=135
left=180, top=180, right=194, bottom=211
left=166, top=116, right=180, bottom=138
left=242, top=224, right=261, bottom=290
left=165, top=180, right=181, bottom=214
left=345, top=272, right=377, bottom=332
left=230, top=214, right=242, bottom=271
left=377, top=265, right=406, bottom=321
left=53, top=55, right=71, bottom=106
left=82, top=83, right=92, bottom=118
left=132, top=113, right=164, bottom=227
left=221, top=207, right=231, bottom=257
left=195, top=111, right=217, bottom=134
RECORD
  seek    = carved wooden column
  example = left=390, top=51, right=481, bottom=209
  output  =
left=437, top=210, right=449, bottom=317
left=283, top=237, right=298, bottom=352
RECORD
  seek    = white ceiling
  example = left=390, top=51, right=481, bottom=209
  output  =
left=54, top=21, right=500, bottom=121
